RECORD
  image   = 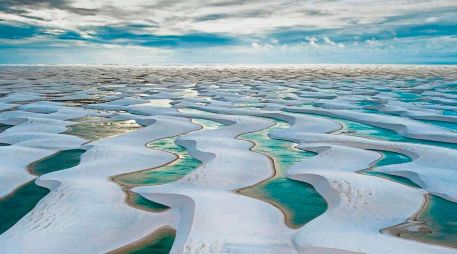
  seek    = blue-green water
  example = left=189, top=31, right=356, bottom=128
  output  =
left=397, top=91, right=422, bottom=102
left=109, top=227, right=176, bottom=254
left=125, top=190, right=169, bottom=213
left=238, top=121, right=327, bottom=228
left=0, top=123, right=12, bottom=133
left=360, top=150, right=419, bottom=188
left=113, top=133, right=201, bottom=212
left=295, top=111, right=457, bottom=150
left=112, top=118, right=222, bottom=252
left=401, top=195, right=457, bottom=248
left=0, top=181, right=50, bottom=234
left=421, top=120, right=457, bottom=132
left=115, top=138, right=202, bottom=187
left=192, top=118, right=223, bottom=130
left=290, top=111, right=457, bottom=247
left=343, top=118, right=457, bottom=248
left=0, top=123, right=12, bottom=146
left=443, top=110, right=457, bottom=116
left=114, top=118, right=220, bottom=187
left=0, top=148, right=86, bottom=234
left=28, top=149, right=86, bottom=176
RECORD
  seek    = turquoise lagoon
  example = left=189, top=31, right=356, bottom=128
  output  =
left=238, top=120, right=327, bottom=228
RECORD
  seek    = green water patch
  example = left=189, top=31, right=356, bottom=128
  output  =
left=421, top=120, right=457, bottom=132
left=340, top=117, right=417, bottom=142
left=111, top=118, right=222, bottom=252
left=28, top=149, right=86, bottom=176
left=360, top=150, right=420, bottom=188
left=372, top=150, right=412, bottom=167
left=114, top=119, right=220, bottom=187
left=0, top=123, right=12, bottom=133
left=396, top=91, right=422, bottom=102
left=65, top=119, right=141, bottom=141
left=238, top=120, right=327, bottom=228
left=113, top=136, right=200, bottom=213
left=109, top=227, right=176, bottom=254
left=401, top=195, right=457, bottom=249
left=0, top=180, right=50, bottom=234
left=125, top=190, right=169, bottom=212
left=358, top=100, right=380, bottom=107
left=293, top=111, right=457, bottom=150
left=443, top=110, right=457, bottom=116
left=0, top=123, right=12, bottom=145
left=0, top=147, right=86, bottom=233
left=70, top=116, right=108, bottom=122
left=192, top=118, right=223, bottom=130
left=339, top=116, right=457, bottom=150
left=58, top=98, right=105, bottom=107
left=360, top=151, right=457, bottom=248
left=113, top=118, right=221, bottom=215
left=114, top=136, right=202, bottom=187
left=178, top=107, right=222, bottom=116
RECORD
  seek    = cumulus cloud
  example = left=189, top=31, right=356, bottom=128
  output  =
left=323, top=36, right=335, bottom=45
left=366, top=37, right=378, bottom=46
left=306, top=36, right=318, bottom=47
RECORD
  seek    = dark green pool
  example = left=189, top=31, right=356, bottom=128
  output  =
left=125, top=190, right=169, bottom=213
left=28, top=149, right=86, bottom=176
left=0, top=123, right=12, bottom=146
left=110, top=228, right=176, bottom=254
left=0, top=123, right=12, bottom=133
left=0, top=180, right=50, bottom=234
left=0, top=147, right=86, bottom=234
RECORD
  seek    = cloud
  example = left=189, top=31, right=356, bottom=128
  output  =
left=306, top=36, right=318, bottom=47
left=323, top=36, right=335, bottom=45
left=365, top=37, right=378, bottom=46
left=0, top=0, right=456, bottom=63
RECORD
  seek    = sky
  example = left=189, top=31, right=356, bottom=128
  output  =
left=0, top=0, right=456, bottom=64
